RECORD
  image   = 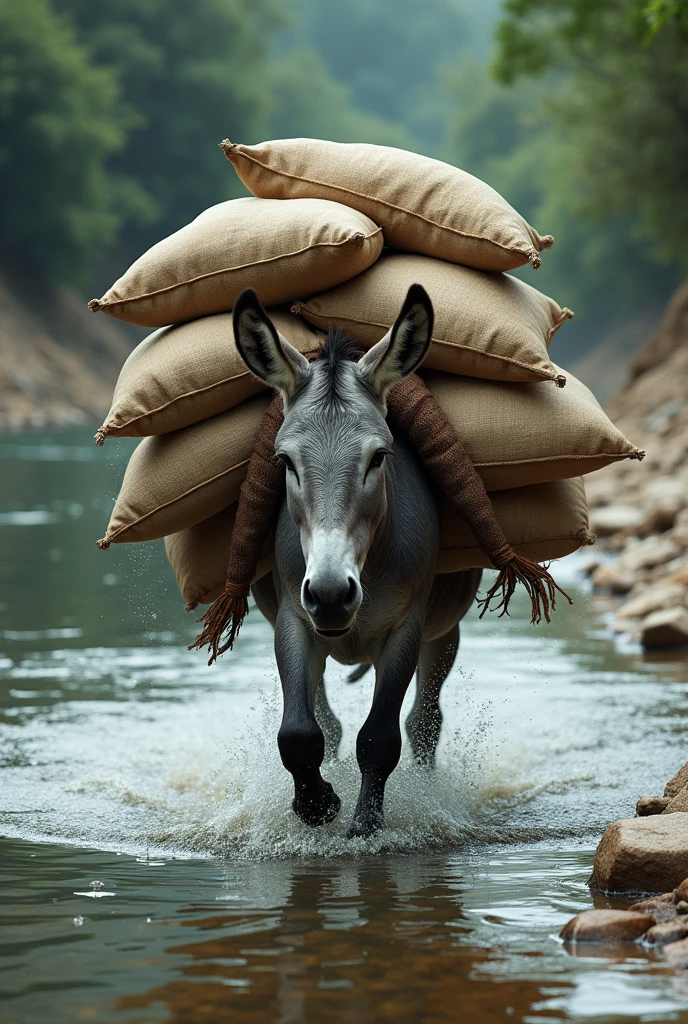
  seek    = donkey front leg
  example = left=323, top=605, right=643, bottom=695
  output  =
left=275, top=605, right=341, bottom=826
left=348, top=614, right=423, bottom=839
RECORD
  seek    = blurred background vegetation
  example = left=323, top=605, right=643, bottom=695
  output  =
left=1, top=0, right=687, bottom=382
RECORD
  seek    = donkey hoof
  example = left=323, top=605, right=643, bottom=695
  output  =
left=293, top=782, right=341, bottom=827
left=346, top=810, right=384, bottom=840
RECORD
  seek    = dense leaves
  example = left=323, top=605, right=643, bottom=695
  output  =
left=0, top=0, right=127, bottom=283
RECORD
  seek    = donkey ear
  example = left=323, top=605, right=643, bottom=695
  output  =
left=233, top=289, right=310, bottom=401
left=357, top=284, right=433, bottom=401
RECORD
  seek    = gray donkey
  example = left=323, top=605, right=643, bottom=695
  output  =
left=234, top=285, right=481, bottom=838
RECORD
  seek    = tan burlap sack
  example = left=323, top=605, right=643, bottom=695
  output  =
left=423, top=367, right=643, bottom=490
left=167, top=477, right=591, bottom=609
left=95, top=310, right=325, bottom=443
left=222, top=139, right=553, bottom=272
left=292, top=253, right=572, bottom=385
left=97, top=394, right=271, bottom=548
left=165, top=504, right=275, bottom=610
left=88, top=197, right=383, bottom=328
left=97, top=367, right=640, bottom=549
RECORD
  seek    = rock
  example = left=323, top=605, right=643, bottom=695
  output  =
left=618, top=535, right=680, bottom=572
left=640, top=607, right=688, bottom=648
left=616, top=582, right=686, bottom=621
left=664, top=937, right=688, bottom=968
left=674, top=878, right=688, bottom=903
left=677, top=901, right=688, bottom=914
left=590, top=505, right=644, bottom=538
left=560, top=909, right=654, bottom=943
left=637, top=795, right=671, bottom=816
left=590, top=814, right=688, bottom=893
left=629, top=892, right=678, bottom=921
left=665, top=783, right=688, bottom=814
left=644, top=918, right=688, bottom=946
left=665, top=762, right=688, bottom=799
left=673, top=509, right=688, bottom=548
left=591, top=563, right=636, bottom=594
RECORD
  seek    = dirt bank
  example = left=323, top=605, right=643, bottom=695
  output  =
left=0, top=271, right=137, bottom=431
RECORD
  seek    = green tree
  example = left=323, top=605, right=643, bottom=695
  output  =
left=58, top=0, right=284, bottom=259
left=0, top=0, right=127, bottom=283
left=493, top=0, right=688, bottom=269
left=265, top=48, right=413, bottom=148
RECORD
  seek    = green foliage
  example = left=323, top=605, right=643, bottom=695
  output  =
left=0, top=0, right=127, bottom=283
left=265, top=48, right=413, bottom=148
left=58, top=0, right=284, bottom=258
left=493, top=0, right=688, bottom=270
left=288, top=0, right=492, bottom=148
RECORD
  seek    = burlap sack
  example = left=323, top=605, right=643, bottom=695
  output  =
left=423, top=367, right=643, bottom=491
left=165, top=504, right=275, bottom=610
left=98, top=367, right=640, bottom=549
left=88, top=197, right=383, bottom=328
left=222, top=139, right=553, bottom=273
left=292, top=253, right=572, bottom=385
left=97, top=394, right=271, bottom=548
left=167, top=477, right=591, bottom=609
left=96, top=310, right=325, bottom=443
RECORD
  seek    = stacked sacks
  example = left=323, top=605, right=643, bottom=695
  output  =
left=90, top=139, right=644, bottom=611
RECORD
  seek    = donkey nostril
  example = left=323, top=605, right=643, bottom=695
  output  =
left=343, top=576, right=358, bottom=610
left=302, top=578, right=317, bottom=611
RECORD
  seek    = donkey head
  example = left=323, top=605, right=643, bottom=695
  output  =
left=233, top=285, right=433, bottom=636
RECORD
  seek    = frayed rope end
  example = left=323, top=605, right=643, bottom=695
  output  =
left=96, top=537, right=110, bottom=550
left=478, top=553, right=573, bottom=625
left=88, top=298, right=101, bottom=313
left=94, top=427, right=107, bottom=446
left=188, top=584, right=250, bottom=665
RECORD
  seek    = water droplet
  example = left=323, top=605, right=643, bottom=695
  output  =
left=90, top=880, right=104, bottom=890
left=73, top=916, right=84, bottom=927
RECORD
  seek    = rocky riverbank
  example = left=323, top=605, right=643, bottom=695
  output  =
left=584, top=281, right=688, bottom=649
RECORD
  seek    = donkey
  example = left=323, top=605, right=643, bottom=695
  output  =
left=234, top=285, right=481, bottom=838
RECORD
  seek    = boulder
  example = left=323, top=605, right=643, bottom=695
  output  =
left=615, top=582, right=686, bottom=621
left=664, top=937, right=688, bottom=968
left=665, top=762, right=688, bottom=798
left=629, top=892, right=678, bottom=921
left=636, top=795, right=671, bottom=816
left=640, top=607, right=688, bottom=648
left=665, top=783, right=688, bottom=814
left=560, top=909, right=654, bottom=943
left=643, top=918, right=688, bottom=946
left=675, top=877, right=688, bottom=903
left=591, top=563, right=636, bottom=594
left=618, top=535, right=680, bottom=572
left=590, top=504, right=644, bottom=538
left=590, top=814, right=688, bottom=893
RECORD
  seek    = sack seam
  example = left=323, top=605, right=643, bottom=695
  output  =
left=299, top=309, right=556, bottom=379
left=104, top=460, right=249, bottom=542
left=475, top=452, right=636, bottom=468
left=438, top=532, right=583, bottom=554
left=97, top=229, right=383, bottom=310
left=230, top=149, right=536, bottom=256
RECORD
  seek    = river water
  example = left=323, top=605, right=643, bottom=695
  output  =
left=1, top=429, right=688, bottom=1023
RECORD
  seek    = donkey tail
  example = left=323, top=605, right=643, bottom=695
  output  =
left=346, top=664, right=371, bottom=684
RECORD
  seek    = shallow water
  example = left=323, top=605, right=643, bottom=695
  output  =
left=2, top=429, right=688, bottom=1022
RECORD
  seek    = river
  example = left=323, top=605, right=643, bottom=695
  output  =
left=1, top=429, right=688, bottom=1023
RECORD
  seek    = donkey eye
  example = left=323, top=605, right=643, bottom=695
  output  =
left=366, top=449, right=388, bottom=478
left=278, top=453, right=297, bottom=475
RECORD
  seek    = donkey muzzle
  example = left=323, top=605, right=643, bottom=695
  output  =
left=302, top=574, right=362, bottom=634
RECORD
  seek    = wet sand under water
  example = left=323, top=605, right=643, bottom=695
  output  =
left=1, top=430, right=688, bottom=1023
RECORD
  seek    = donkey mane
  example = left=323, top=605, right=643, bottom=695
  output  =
left=310, top=327, right=364, bottom=406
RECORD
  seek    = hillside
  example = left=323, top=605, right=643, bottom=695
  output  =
left=585, top=281, right=688, bottom=647
left=0, top=272, right=137, bottom=431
